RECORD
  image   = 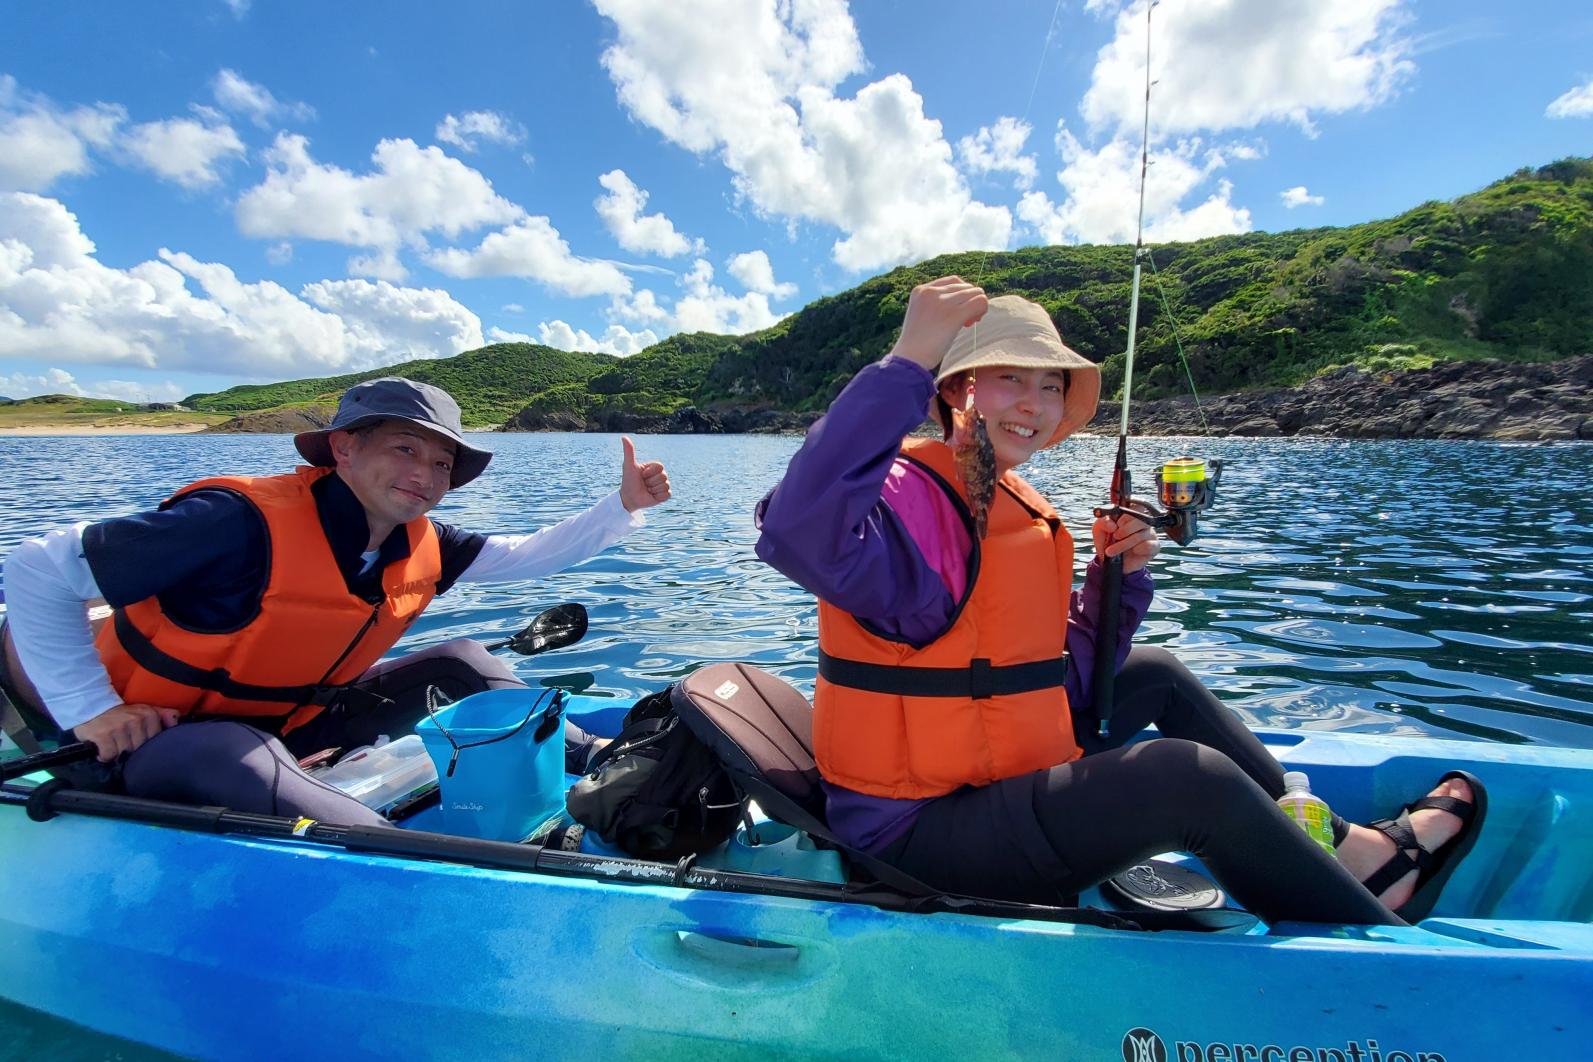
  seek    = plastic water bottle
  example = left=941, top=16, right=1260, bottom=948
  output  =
left=1278, top=771, right=1336, bottom=854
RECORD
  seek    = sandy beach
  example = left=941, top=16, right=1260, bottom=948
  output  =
left=0, top=423, right=213, bottom=436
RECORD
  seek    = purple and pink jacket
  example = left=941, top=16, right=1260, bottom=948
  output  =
left=755, top=356, right=1153, bottom=853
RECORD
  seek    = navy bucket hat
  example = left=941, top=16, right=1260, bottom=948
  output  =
left=294, top=377, right=493, bottom=488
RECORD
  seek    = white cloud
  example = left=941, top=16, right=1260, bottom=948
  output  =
left=236, top=133, right=524, bottom=280
left=211, top=69, right=315, bottom=128
left=726, top=249, right=796, bottom=299
left=1014, top=2, right=1409, bottom=249
left=346, top=249, right=409, bottom=283
left=957, top=117, right=1038, bottom=190
left=1281, top=185, right=1325, bottom=208
left=594, top=169, right=701, bottom=257
left=487, top=327, right=535, bottom=343
left=533, top=321, right=659, bottom=356
left=613, top=288, right=670, bottom=324
left=670, top=257, right=787, bottom=334
left=594, top=0, right=1009, bottom=271
left=1546, top=79, right=1593, bottom=119
left=1081, top=0, right=1414, bottom=137
left=120, top=115, right=245, bottom=189
left=298, top=278, right=484, bottom=361
left=0, top=76, right=125, bottom=192
left=265, top=241, right=293, bottom=265
left=435, top=110, right=527, bottom=152
left=0, top=192, right=483, bottom=379
left=426, top=216, right=632, bottom=298
left=0, top=368, right=186, bottom=403
left=222, top=0, right=250, bottom=19
left=1016, top=127, right=1251, bottom=245
left=0, top=78, right=242, bottom=193
left=501, top=302, right=524, bottom=313
left=530, top=255, right=790, bottom=356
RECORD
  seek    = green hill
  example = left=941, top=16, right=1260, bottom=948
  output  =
left=185, top=157, right=1592, bottom=424
left=183, top=343, right=616, bottom=426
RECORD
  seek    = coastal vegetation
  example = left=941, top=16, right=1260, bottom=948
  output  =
left=15, top=157, right=1587, bottom=433
left=0, top=394, right=229, bottom=432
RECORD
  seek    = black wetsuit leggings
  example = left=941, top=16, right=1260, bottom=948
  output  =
left=97, top=640, right=603, bottom=828
left=881, top=646, right=1401, bottom=926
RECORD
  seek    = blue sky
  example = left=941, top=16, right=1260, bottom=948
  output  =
left=1, top=0, right=1589, bottom=403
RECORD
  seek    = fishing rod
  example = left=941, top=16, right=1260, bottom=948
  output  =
left=1090, top=1, right=1224, bottom=735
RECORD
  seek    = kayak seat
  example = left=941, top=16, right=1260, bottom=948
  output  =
left=671, top=662, right=953, bottom=899
left=670, top=662, right=1257, bottom=933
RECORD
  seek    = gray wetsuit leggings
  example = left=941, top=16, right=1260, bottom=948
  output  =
left=879, top=646, right=1401, bottom=926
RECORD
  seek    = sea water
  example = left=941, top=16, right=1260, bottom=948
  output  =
left=1, top=431, right=1590, bottom=1057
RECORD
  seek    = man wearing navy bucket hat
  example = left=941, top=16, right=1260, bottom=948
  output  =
left=1, top=377, right=671, bottom=826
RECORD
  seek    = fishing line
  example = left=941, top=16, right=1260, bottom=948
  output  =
left=1146, top=249, right=1211, bottom=435
left=967, top=0, right=1069, bottom=349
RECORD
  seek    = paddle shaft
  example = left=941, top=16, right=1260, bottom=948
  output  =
left=0, top=779, right=1153, bottom=929
left=0, top=741, right=96, bottom=783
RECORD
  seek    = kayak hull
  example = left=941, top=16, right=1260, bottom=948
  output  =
left=3, top=728, right=1592, bottom=1062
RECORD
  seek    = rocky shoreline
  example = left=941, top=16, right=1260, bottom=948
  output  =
left=201, top=356, right=1591, bottom=441
left=204, top=405, right=336, bottom=434
left=504, top=406, right=821, bottom=435
left=1089, top=355, right=1593, bottom=440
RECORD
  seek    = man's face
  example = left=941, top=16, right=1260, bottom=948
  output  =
left=329, top=420, right=457, bottom=529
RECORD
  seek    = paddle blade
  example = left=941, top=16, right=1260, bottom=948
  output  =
left=507, top=603, right=589, bottom=656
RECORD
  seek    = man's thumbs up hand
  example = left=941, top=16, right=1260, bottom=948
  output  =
left=619, top=435, right=671, bottom=512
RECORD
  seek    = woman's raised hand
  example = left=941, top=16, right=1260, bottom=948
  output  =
left=1091, top=511, right=1161, bottom=574
left=888, top=276, right=989, bottom=373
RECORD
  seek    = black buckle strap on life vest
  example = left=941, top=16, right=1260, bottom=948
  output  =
left=818, top=650, right=1069, bottom=700
left=113, top=610, right=345, bottom=707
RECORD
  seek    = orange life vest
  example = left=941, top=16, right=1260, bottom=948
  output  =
left=814, top=438, right=1081, bottom=799
left=95, top=466, right=440, bottom=735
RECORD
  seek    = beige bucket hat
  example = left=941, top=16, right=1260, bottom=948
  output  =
left=932, top=295, right=1101, bottom=447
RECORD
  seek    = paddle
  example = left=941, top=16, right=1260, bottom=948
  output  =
left=0, top=741, right=102, bottom=783
left=0, top=602, right=592, bottom=784
left=486, top=602, right=589, bottom=655
left=0, top=782, right=1185, bottom=933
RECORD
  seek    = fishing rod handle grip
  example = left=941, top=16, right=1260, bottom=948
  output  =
left=1090, top=555, right=1126, bottom=735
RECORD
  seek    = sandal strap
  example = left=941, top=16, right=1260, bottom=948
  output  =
left=1360, top=848, right=1418, bottom=897
left=1409, top=794, right=1473, bottom=823
left=1359, top=811, right=1422, bottom=896
left=1369, top=811, right=1417, bottom=852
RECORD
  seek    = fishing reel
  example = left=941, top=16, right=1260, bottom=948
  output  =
left=1094, top=455, right=1223, bottom=547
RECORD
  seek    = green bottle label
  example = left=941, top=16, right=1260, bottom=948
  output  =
left=1281, top=797, right=1336, bottom=854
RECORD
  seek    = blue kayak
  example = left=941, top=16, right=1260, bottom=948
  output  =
left=2, top=703, right=1591, bottom=1062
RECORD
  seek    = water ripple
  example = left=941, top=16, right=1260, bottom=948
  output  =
left=2, top=432, right=1591, bottom=751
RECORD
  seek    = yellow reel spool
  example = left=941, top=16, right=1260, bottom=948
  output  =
left=1159, top=457, right=1206, bottom=508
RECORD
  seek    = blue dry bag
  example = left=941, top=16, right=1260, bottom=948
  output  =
left=416, top=687, right=567, bottom=842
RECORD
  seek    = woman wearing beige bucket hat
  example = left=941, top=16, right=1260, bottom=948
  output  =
left=754, top=276, right=1479, bottom=925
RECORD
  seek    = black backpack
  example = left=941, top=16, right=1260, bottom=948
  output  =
left=566, top=665, right=927, bottom=882
left=565, top=686, right=744, bottom=860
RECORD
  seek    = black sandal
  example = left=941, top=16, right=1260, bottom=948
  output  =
left=1360, top=769, right=1487, bottom=922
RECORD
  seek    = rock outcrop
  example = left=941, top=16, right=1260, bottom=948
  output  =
left=1087, top=356, right=1593, bottom=440
left=504, top=406, right=820, bottom=435
left=204, top=405, right=337, bottom=434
